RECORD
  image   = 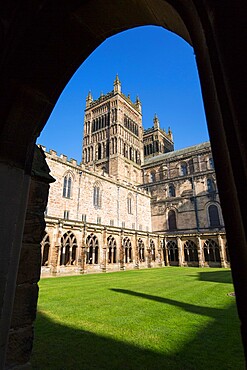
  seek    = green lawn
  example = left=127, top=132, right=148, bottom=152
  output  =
left=31, top=267, right=245, bottom=369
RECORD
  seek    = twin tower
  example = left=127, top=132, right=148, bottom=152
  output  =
left=82, top=75, right=174, bottom=184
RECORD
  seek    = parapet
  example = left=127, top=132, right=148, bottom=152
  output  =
left=38, top=145, right=80, bottom=168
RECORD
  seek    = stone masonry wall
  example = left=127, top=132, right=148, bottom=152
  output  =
left=5, top=147, right=54, bottom=368
left=44, top=149, right=152, bottom=231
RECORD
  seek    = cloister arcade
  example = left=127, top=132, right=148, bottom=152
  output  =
left=41, top=220, right=229, bottom=276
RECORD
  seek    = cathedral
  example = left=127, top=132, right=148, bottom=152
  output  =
left=40, top=76, right=228, bottom=276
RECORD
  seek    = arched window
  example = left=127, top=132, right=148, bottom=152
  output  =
left=60, top=231, right=77, bottom=266
left=107, top=235, right=117, bottom=264
left=123, top=237, right=132, bottom=263
left=93, top=182, right=101, bottom=208
left=168, top=184, right=176, bottom=197
left=203, top=239, right=221, bottom=263
left=207, top=178, right=215, bottom=193
left=63, top=174, right=72, bottom=198
left=150, top=239, right=155, bottom=261
left=138, top=238, right=145, bottom=262
left=41, top=233, right=50, bottom=266
left=150, top=171, right=156, bottom=182
left=208, top=204, right=220, bottom=227
left=184, top=240, right=198, bottom=262
left=180, top=162, right=188, bottom=176
left=208, top=157, right=214, bottom=169
left=127, top=193, right=133, bottom=214
left=168, top=210, right=177, bottom=231
left=167, top=240, right=178, bottom=263
left=86, top=234, right=99, bottom=265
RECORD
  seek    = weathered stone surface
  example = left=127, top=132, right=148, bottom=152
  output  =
left=6, top=146, right=53, bottom=367
left=10, top=284, right=38, bottom=329
left=6, top=326, right=34, bottom=368
left=16, top=244, right=41, bottom=285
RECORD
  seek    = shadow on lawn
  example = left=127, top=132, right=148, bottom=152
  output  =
left=196, top=269, right=233, bottom=284
left=31, top=297, right=245, bottom=370
left=111, top=289, right=221, bottom=318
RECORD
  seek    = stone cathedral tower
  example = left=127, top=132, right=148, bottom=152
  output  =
left=82, top=76, right=144, bottom=184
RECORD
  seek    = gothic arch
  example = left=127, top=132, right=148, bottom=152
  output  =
left=167, top=208, right=178, bottom=231
left=123, top=236, right=132, bottom=263
left=167, top=240, right=179, bottom=265
left=138, top=238, right=145, bottom=263
left=206, top=202, right=222, bottom=228
left=86, top=233, right=99, bottom=265
left=184, top=240, right=199, bottom=264
left=107, top=235, right=117, bottom=264
left=203, top=239, right=221, bottom=264
left=41, top=233, right=50, bottom=266
left=60, top=231, right=78, bottom=266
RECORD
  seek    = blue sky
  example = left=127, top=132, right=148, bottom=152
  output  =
left=37, top=26, right=208, bottom=162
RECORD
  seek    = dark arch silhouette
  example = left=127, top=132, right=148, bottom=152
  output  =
left=0, top=1, right=247, bottom=368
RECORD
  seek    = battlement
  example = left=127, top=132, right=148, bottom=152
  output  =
left=38, top=145, right=81, bottom=168
left=88, top=90, right=115, bottom=108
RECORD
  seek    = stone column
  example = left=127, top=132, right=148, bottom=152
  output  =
left=146, top=234, right=151, bottom=268
left=0, top=163, right=32, bottom=370
left=217, top=234, right=227, bottom=268
left=5, top=146, right=54, bottom=369
left=134, top=233, right=139, bottom=269
left=163, top=237, right=169, bottom=266
left=177, top=236, right=183, bottom=266
left=80, top=226, right=87, bottom=274
left=120, top=230, right=125, bottom=270
left=50, top=225, right=60, bottom=275
left=157, top=235, right=162, bottom=267
left=197, top=236, right=204, bottom=267
left=101, top=228, right=107, bottom=272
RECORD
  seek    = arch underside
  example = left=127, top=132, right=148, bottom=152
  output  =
left=0, top=0, right=247, bottom=367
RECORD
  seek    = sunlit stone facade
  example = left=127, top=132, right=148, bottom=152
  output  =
left=41, top=77, right=229, bottom=276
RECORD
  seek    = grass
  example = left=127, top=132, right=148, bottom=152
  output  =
left=31, top=267, right=245, bottom=369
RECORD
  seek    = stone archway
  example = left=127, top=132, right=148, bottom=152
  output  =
left=0, top=1, right=246, bottom=367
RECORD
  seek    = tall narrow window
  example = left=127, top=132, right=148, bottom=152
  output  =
left=188, top=159, right=194, bottom=174
left=93, top=183, right=101, bottom=208
left=208, top=204, right=220, bottom=227
left=98, top=143, right=102, bottom=160
left=207, top=178, right=215, bottom=193
left=180, top=162, right=188, bottom=176
left=168, top=184, right=176, bottom=197
left=63, top=210, right=69, bottom=220
left=150, top=172, right=156, bottom=182
left=63, top=174, right=72, bottom=198
left=127, top=194, right=132, bottom=214
left=168, top=210, right=177, bottom=231
left=208, top=157, right=214, bottom=169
